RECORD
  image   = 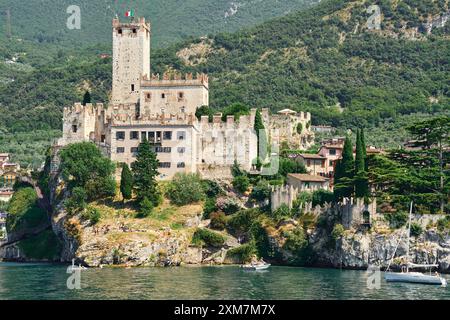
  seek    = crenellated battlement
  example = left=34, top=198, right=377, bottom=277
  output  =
left=112, top=17, right=150, bottom=32
left=141, top=72, right=208, bottom=88
left=199, top=109, right=257, bottom=130
left=63, top=102, right=106, bottom=118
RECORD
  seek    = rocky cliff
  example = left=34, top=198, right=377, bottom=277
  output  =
left=266, top=214, right=450, bottom=273
left=49, top=175, right=240, bottom=267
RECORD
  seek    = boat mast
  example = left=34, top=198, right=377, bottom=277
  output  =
left=406, top=201, right=413, bottom=273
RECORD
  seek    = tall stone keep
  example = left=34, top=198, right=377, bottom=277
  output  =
left=112, top=17, right=151, bottom=105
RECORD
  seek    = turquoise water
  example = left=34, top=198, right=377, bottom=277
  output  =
left=0, top=263, right=449, bottom=300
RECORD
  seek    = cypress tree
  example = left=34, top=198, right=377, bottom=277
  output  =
left=82, top=91, right=91, bottom=106
left=131, top=139, right=161, bottom=206
left=355, top=129, right=364, bottom=174
left=120, top=162, right=133, bottom=201
left=334, top=135, right=354, bottom=199
left=354, top=129, right=368, bottom=198
left=360, top=127, right=367, bottom=159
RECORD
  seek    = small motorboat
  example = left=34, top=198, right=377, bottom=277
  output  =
left=242, top=262, right=271, bottom=271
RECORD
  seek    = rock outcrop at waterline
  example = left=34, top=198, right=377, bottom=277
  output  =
left=265, top=217, right=450, bottom=273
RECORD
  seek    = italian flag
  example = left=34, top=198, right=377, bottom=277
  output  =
left=125, top=10, right=134, bottom=17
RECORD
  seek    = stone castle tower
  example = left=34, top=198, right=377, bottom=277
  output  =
left=112, top=17, right=151, bottom=105
left=58, top=17, right=313, bottom=180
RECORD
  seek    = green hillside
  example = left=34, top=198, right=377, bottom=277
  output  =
left=0, top=0, right=319, bottom=48
left=1, top=0, right=449, bottom=167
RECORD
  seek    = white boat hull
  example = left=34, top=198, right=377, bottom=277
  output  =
left=385, top=272, right=447, bottom=286
left=242, top=264, right=271, bottom=271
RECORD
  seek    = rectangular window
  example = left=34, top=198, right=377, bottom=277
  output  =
left=148, top=131, right=155, bottom=143
left=158, top=162, right=171, bottom=168
left=131, top=147, right=139, bottom=154
left=131, top=84, right=135, bottom=92
left=154, top=147, right=171, bottom=153
left=321, top=161, right=325, bottom=168
left=177, top=131, right=186, bottom=140
left=329, top=149, right=336, bottom=155
left=156, top=131, right=162, bottom=143
left=116, top=147, right=125, bottom=153
left=161, top=93, right=165, bottom=99
left=307, top=160, right=311, bottom=167
left=145, top=93, right=151, bottom=101
left=177, top=162, right=185, bottom=168
left=329, top=160, right=333, bottom=166
left=116, top=131, right=125, bottom=140
left=178, top=92, right=184, bottom=100
left=163, top=131, right=172, bottom=140
left=130, top=131, right=139, bottom=140
left=141, top=131, right=147, bottom=142
left=177, top=147, right=185, bottom=153
left=72, top=125, right=78, bottom=133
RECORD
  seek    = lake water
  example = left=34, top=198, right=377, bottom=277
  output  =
left=0, top=262, right=449, bottom=300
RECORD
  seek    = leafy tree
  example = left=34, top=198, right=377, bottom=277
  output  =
left=195, top=105, right=213, bottom=121
left=59, top=142, right=116, bottom=200
left=221, top=103, right=250, bottom=121
left=278, top=157, right=307, bottom=178
left=232, top=175, right=250, bottom=193
left=167, top=173, right=205, bottom=206
left=82, top=91, right=91, bottom=106
left=65, top=186, right=87, bottom=213
left=406, top=116, right=449, bottom=213
left=131, top=139, right=160, bottom=206
left=120, top=163, right=133, bottom=201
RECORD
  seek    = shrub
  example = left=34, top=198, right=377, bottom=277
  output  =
left=283, top=227, right=308, bottom=252
left=191, top=228, right=226, bottom=247
left=81, top=206, right=101, bottom=225
left=203, top=197, right=217, bottom=219
left=385, top=211, right=409, bottom=229
left=437, top=216, right=450, bottom=231
left=410, top=223, right=423, bottom=237
left=216, top=197, right=240, bottom=215
left=167, top=173, right=205, bottom=206
left=226, top=242, right=257, bottom=263
left=312, top=189, right=334, bottom=207
left=210, top=211, right=227, bottom=230
left=250, top=180, right=271, bottom=202
left=331, top=224, right=345, bottom=241
left=272, top=204, right=290, bottom=220
left=232, top=175, right=250, bottom=193
left=227, top=208, right=260, bottom=235
left=202, top=180, right=222, bottom=197
left=137, top=197, right=154, bottom=218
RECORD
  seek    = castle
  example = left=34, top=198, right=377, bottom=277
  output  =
left=59, top=17, right=314, bottom=180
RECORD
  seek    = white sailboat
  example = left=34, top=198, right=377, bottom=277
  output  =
left=384, top=202, right=447, bottom=287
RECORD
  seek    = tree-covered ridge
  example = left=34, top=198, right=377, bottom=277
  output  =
left=1, top=0, right=449, bottom=166
left=0, top=0, right=319, bottom=48
left=156, top=0, right=449, bottom=128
